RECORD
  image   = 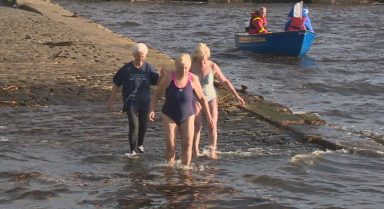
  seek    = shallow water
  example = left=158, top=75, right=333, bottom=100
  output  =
left=0, top=104, right=322, bottom=208
left=2, top=105, right=383, bottom=208
left=2, top=1, right=384, bottom=208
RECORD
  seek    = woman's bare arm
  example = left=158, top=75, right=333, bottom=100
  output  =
left=212, top=62, right=245, bottom=106
left=148, top=72, right=171, bottom=121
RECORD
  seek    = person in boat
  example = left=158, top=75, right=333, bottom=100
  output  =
left=259, top=7, right=268, bottom=30
left=191, top=43, right=245, bottom=159
left=284, top=6, right=314, bottom=32
left=148, top=53, right=213, bottom=166
left=247, top=7, right=269, bottom=34
left=107, top=43, right=160, bottom=157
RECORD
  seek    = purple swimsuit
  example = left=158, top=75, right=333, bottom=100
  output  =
left=162, top=72, right=195, bottom=125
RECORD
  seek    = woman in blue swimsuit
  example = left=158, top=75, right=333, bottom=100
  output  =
left=191, top=43, right=245, bottom=159
left=149, top=53, right=213, bottom=166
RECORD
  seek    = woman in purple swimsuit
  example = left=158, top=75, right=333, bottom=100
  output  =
left=149, top=53, right=213, bottom=166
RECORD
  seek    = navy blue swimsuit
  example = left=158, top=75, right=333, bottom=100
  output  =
left=162, top=73, right=195, bottom=125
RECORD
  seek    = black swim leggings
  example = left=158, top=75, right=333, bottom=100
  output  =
left=126, top=107, right=148, bottom=152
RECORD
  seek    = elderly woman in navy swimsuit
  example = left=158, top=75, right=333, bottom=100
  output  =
left=149, top=53, right=213, bottom=166
left=191, top=43, right=245, bottom=159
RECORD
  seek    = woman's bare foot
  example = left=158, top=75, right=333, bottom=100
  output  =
left=209, top=146, right=218, bottom=159
left=167, top=159, right=176, bottom=167
left=192, top=150, right=202, bottom=158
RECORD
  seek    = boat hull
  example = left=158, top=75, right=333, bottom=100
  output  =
left=234, top=31, right=316, bottom=57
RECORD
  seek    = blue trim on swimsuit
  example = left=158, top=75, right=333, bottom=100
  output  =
left=162, top=73, right=195, bottom=125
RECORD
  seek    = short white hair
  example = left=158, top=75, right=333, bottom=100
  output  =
left=132, top=43, right=148, bottom=55
left=192, top=42, right=210, bottom=59
left=175, top=53, right=191, bottom=70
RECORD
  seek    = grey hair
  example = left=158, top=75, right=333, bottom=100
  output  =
left=132, top=43, right=148, bottom=55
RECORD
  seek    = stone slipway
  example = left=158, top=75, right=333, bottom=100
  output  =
left=9, top=0, right=384, bottom=154
left=221, top=89, right=384, bottom=154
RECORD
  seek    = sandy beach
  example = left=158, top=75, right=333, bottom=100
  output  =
left=1, top=0, right=176, bottom=108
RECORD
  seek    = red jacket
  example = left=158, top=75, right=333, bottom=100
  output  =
left=287, top=17, right=307, bottom=31
left=248, top=16, right=268, bottom=34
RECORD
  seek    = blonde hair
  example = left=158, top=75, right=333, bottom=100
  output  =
left=175, top=53, right=191, bottom=70
left=192, top=42, right=210, bottom=59
left=132, top=43, right=148, bottom=55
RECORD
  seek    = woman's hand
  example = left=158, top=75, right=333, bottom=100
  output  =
left=148, top=110, right=155, bottom=122
left=236, top=95, right=246, bottom=107
left=208, top=116, right=214, bottom=129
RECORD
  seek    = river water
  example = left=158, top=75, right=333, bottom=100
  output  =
left=1, top=1, right=384, bottom=208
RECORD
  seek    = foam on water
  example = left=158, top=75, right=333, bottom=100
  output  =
left=289, top=149, right=335, bottom=165
left=0, top=136, right=9, bottom=142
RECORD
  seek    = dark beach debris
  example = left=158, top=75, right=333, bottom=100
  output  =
left=17, top=4, right=43, bottom=15
left=42, top=41, right=73, bottom=46
left=239, top=85, right=248, bottom=93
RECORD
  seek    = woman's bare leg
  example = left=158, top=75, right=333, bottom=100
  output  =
left=208, top=99, right=218, bottom=159
left=180, top=115, right=195, bottom=166
left=162, top=114, right=178, bottom=165
left=192, top=102, right=202, bottom=157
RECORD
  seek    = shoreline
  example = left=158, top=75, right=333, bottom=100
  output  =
left=2, top=0, right=384, bottom=153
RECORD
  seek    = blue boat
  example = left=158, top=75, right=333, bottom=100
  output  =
left=234, top=31, right=316, bottom=57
